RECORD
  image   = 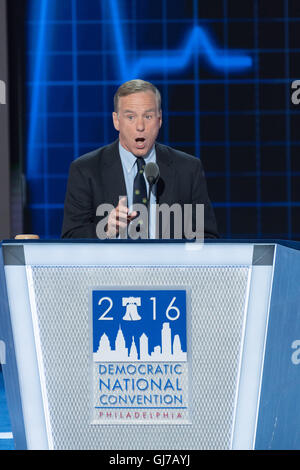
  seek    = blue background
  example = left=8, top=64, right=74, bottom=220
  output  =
left=25, top=0, right=300, bottom=239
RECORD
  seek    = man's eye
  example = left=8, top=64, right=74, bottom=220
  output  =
left=127, top=115, right=134, bottom=120
left=145, top=115, right=152, bottom=120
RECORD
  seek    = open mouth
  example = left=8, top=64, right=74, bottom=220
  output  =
left=135, top=137, right=146, bottom=148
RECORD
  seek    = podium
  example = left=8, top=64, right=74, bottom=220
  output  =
left=1, top=239, right=300, bottom=450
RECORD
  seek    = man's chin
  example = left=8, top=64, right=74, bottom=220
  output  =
left=135, top=150, right=147, bottom=157
left=132, top=147, right=150, bottom=157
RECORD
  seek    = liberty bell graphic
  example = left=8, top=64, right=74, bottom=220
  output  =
left=122, top=297, right=142, bottom=321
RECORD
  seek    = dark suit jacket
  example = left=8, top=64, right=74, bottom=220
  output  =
left=61, top=140, right=219, bottom=239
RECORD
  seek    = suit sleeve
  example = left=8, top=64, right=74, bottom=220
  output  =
left=61, top=162, right=97, bottom=238
left=192, top=159, right=219, bottom=239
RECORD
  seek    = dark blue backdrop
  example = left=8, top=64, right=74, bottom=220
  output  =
left=25, top=0, right=300, bottom=239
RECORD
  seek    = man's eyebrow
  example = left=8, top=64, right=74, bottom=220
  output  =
left=123, top=108, right=156, bottom=113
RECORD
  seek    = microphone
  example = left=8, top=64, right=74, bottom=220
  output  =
left=144, top=162, right=160, bottom=239
left=144, top=162, right=160, bottom=187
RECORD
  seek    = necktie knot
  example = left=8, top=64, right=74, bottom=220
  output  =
left=136, top=158, right=145, bottom=173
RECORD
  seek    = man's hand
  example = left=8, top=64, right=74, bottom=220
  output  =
left=105, top=197, right=137, bottom=238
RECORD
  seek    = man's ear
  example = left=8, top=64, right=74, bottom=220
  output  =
left=112, top=112, right=120, bottom=131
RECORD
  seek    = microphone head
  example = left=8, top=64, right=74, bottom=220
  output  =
left=144, top=162, right=160, bottom=185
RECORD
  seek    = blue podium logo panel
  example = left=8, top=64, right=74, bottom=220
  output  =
left=92, top=290, right=187, bottom=362
left=90, top=289, right=190, bottom=424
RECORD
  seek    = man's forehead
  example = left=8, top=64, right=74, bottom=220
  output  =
left=118, top=91, right=159, bottom=108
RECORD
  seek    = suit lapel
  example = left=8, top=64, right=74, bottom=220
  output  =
left=155, top=143, right=176, bottom=205
left=101, top=140, right=128, bottom=208
left=155, top=143, right=177, bottom=238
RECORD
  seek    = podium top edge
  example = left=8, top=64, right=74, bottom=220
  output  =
left=1, top=238, right=300, bottom=250
left=1, top=239, right=299, bottom=267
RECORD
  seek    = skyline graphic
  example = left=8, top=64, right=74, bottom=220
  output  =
left=93, top=322, right=187, bottom=363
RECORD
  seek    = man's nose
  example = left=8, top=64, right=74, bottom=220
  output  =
left=136, top=117, right=145, bottom=131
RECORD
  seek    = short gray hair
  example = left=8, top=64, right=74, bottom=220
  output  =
left=114, top=79, right=161, bottom=113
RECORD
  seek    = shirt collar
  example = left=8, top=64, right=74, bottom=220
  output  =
left=119, top=142, right=156, bottom=174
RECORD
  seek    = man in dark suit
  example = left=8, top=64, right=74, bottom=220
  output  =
left=61, top=79, right=218, bottom=240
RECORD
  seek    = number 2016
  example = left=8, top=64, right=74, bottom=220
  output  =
left=97, top=296, right=180, bottom=321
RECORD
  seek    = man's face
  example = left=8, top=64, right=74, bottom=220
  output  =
left=112, top=91, right=162, bottom=157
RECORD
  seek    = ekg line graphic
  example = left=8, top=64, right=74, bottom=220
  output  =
left=27, top=0, right=253, bottom=176
left=108, top=0, right=253, bottom=81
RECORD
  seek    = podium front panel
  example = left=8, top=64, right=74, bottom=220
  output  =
left=0, top=242, right=276, bottom=449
